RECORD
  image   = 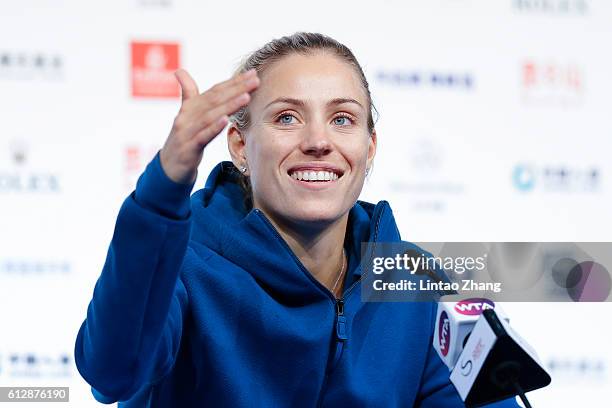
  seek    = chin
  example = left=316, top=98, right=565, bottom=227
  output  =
left=257, top=194, right=355, bottom=228
left=284, top=203, right=348, bottom=225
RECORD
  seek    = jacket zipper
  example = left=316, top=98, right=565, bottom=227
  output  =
left=253, top=205, right=387, bottom=407
left=316, top=297, right=347, bottom=408
left=335, top=299, right=347, bottom=341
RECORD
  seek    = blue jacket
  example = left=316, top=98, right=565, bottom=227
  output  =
left=74, top=153, right=519, bottom=407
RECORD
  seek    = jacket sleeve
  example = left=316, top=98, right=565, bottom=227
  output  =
left=415, top=304, right=521, bottom=408
left=74, top=152, right=194, bottom=403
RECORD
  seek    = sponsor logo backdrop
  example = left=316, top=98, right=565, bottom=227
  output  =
left=1, top=1, right=610, bottom=406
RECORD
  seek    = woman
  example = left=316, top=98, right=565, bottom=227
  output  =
left=75, top=33, right=518, bottom=407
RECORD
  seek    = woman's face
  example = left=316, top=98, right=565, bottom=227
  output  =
left=231, top=51, right=376, bottom=228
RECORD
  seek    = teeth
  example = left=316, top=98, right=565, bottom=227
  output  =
left=290, top=170, right=339, bottom=182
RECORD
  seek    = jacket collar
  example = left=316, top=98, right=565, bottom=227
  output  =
left=189, top=161, right=401, bottom=299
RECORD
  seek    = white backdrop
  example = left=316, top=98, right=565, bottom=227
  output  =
left=1, top=0, right=610, bottom=406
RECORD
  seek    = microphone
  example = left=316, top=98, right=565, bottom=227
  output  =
left=421, top=242, right=551, bottom=406
left=450, top=309, right=551, bottom=407
left=433, top=295, right=509, bottom=370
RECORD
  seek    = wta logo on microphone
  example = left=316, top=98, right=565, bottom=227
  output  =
left=438, top=311, right=451, bottom=357
left=432, top=297, right=508, bottom=371
left=454, top=299, right=495, bottom=316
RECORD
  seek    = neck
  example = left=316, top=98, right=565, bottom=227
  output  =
left=260, top=209, right=349, bottom=296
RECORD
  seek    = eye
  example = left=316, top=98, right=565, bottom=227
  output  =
left=333, top=114, right=354, bottom=126
left=277, top=112, right=297, bottom=125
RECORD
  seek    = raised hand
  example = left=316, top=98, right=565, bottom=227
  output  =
left=160, top=68, right=260, bottom=184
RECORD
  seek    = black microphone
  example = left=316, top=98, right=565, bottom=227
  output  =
left=450, top=309, right=551, bottom=407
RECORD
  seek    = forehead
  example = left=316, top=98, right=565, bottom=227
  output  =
left=253, top=51, right=367, bottom=109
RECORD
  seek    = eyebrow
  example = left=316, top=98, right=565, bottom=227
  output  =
left=264, top=97, right=364, bottom=111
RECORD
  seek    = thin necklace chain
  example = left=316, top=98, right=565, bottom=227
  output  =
left=332, top=249, right=347, bottom=295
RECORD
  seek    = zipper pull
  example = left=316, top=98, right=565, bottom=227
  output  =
left=335, top=299, right=347, bottom=341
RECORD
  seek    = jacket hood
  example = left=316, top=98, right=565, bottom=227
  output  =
left=189, top=161, right=402, bottom=300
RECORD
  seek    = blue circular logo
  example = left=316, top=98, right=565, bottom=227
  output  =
left=513, top=165, right=535, bottom=192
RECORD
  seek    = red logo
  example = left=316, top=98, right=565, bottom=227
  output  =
left=522, top=61, right=582, bottom=91
left=438, top=311, right=451, bottom=356
left=123, top=144, right=159, bottom=192
left=454, top=298, right=495, bottom=316
left=131, top=41, right=180, bottom=98
left=472, top=339, right=485, bottom=362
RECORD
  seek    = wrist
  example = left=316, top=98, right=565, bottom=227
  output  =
left=134, top=151, right=195, bottom=219
left=159, top=149, right=197, bottom=185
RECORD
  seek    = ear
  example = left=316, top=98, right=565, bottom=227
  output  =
left=366, top=129, right=377, bottom=171
left=227, top=123, right=248, bottom=175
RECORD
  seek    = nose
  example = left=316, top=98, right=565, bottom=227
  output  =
left=300, top=121, right=332, bottom=157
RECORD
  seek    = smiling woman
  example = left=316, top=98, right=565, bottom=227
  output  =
left=74, top=33, right=519, bottom=407
left=227, top=46, right=376, bottom=295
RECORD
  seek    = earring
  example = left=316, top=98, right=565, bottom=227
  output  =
left=240, top=166, right=247, bottom=173
left=365, top=168, right=370, bottom=176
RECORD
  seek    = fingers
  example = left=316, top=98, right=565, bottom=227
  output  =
left=192, top=91, right=252, bottom=146
left=199, top=91, right=251, bottom=128
left=175, top=68, right=259, bottom=147
left=186, top=70, right=259, bottom=141
left=209, top=68, right=257, bottom=94
left=193, top=115, right=230, bottom=147
left=175, top=69, right=200, bottom=102
left=201, top=69, right=259, bottom=107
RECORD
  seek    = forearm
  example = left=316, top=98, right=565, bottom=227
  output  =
left=74, top=153, right=193, bottom=400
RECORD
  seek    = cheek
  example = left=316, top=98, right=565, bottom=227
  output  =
left=247, top=132, right=292, bottom=176
left=341, top=138, right=371, bottom=166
